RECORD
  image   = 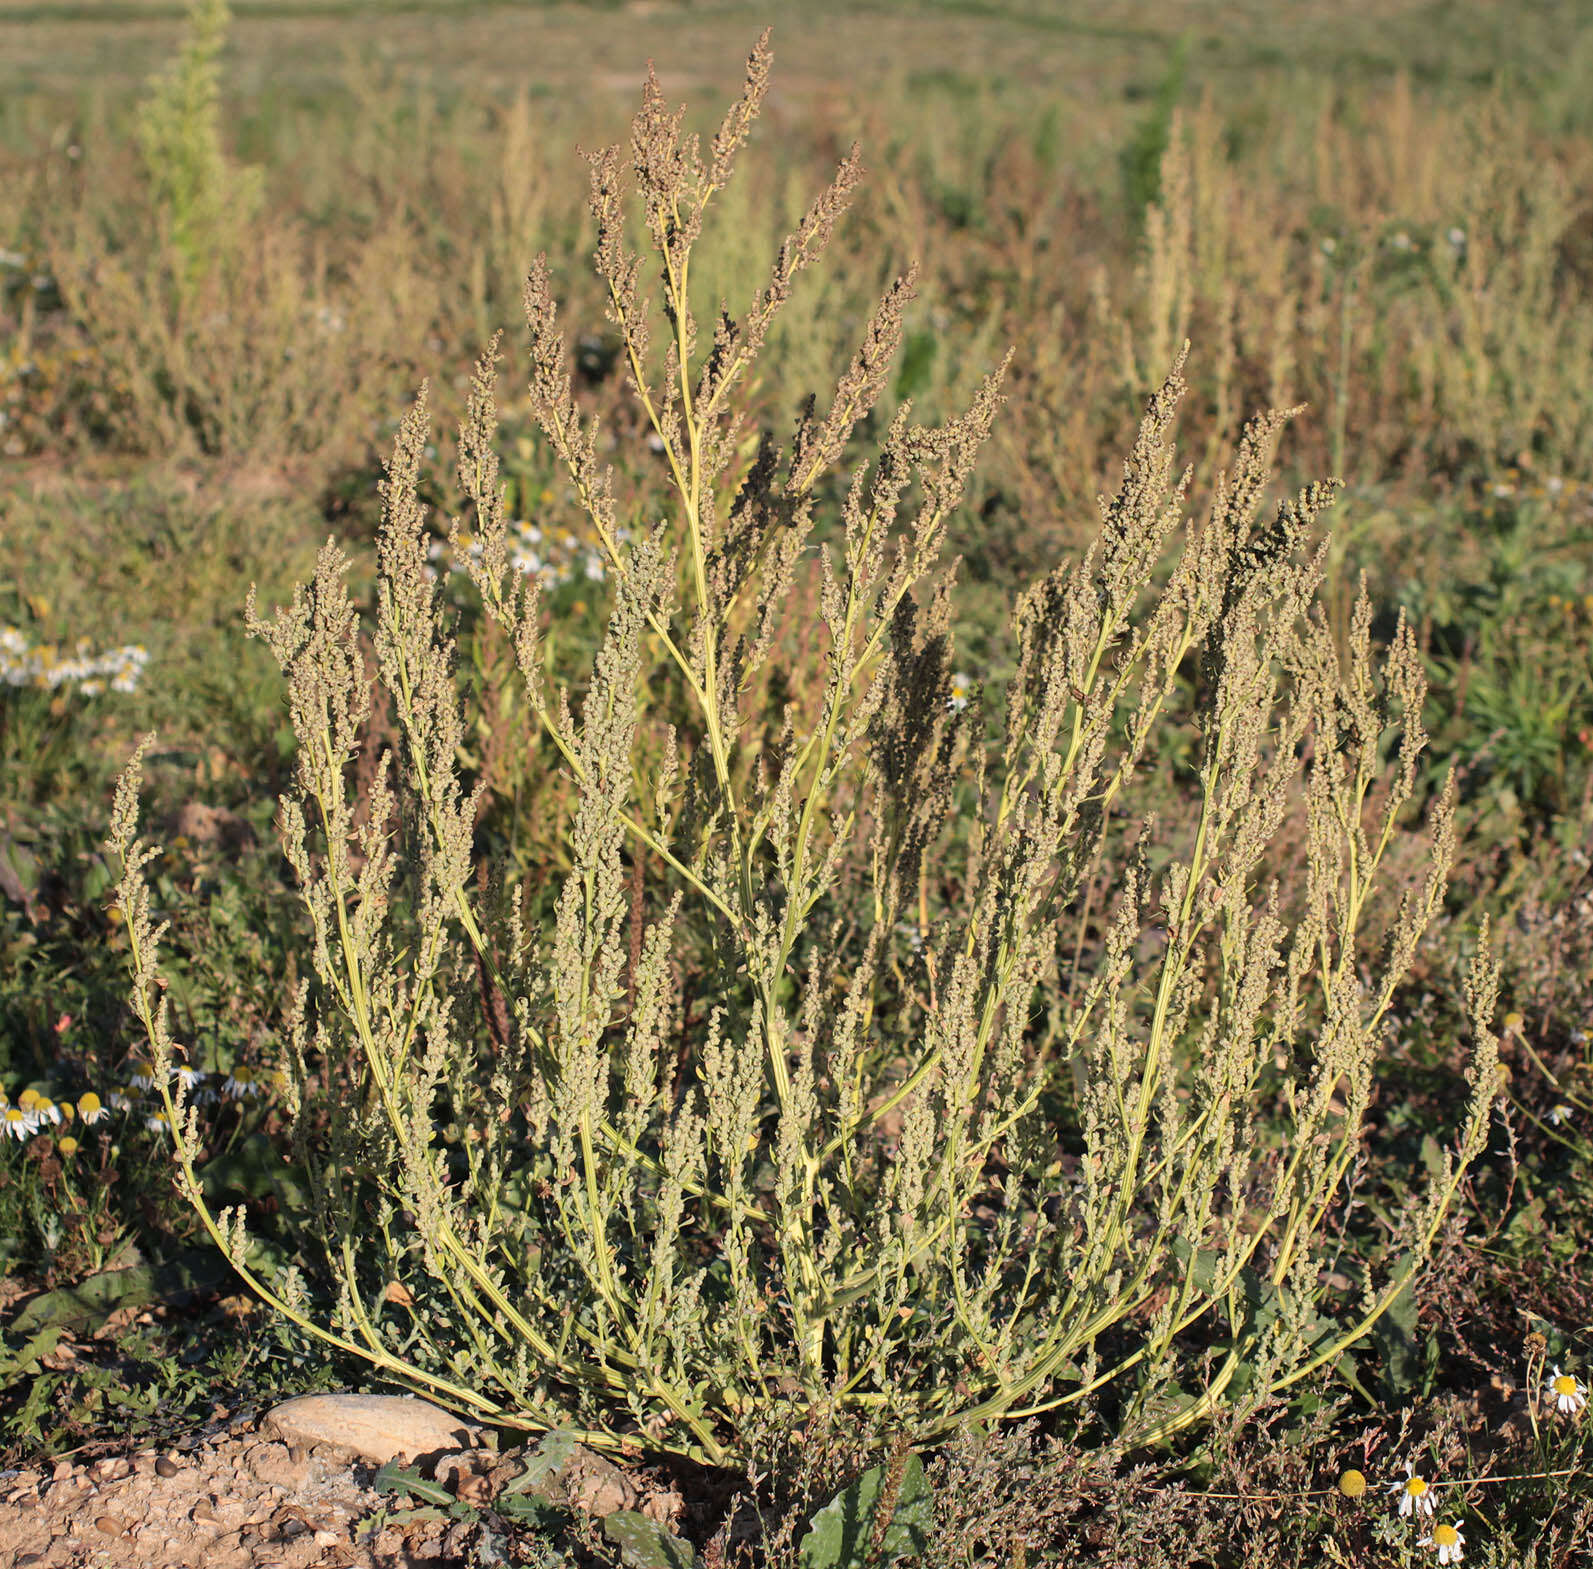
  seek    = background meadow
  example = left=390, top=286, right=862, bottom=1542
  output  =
left=3, top=2, right=1593, bottom=1564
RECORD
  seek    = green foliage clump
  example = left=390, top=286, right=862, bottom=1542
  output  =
left=134, top=0, right=261, bottom=290
left=110, top=37, right=1502, bottom=1470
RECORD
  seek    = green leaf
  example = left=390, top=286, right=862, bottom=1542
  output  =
left=1169, top=1236, right=1221, bottom=1295
left=498, top=1429, right=583, bottom=1498
left=1331, top=1349, right=1377, bottom=1405
left=8, top=1248, right=229, bottom=1337
left=0, top=834, right=40, bottom=912
left=602, top=1511, right=701, bottom=1569
left=798, top=1453, right=933, bottom=1569
left=199, top=1133, right=313, bottom=1210
left=495, top=1490, right=569, bottom=1529
left=0, top=1326, right=64, bottom=1379
left=1371, top=1276, right=1422, bottom=1398
left=373, top=1461, right=455, bottom=1508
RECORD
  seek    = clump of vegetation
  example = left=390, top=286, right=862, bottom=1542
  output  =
left=133, top=0, right=261, bottom=292
left=5, top=4, right=1593, bottom=1561
left=110, top=38, right=1500, bottom=1472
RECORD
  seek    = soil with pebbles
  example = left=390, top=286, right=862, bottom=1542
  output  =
left=0, top=1404, right=689, bottom=1569
left=1, top=1428, right=415, bottom=1568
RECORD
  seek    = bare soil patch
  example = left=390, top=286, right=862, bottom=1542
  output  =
left=0, top=1407, right=688, bottom=1568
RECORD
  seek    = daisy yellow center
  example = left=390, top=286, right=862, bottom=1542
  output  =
left=1433, top=1525, right=1459, bottom=1547
left=1554, top=1375, right=1578, bottom=1396
left=1405, top=1477, right=1428, bottom=1497
left=4, top=1109, right=24, bottom=1123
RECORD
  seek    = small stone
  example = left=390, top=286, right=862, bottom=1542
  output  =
left=91, top=1456, right=132, bottom=1483
left=314, top=1530, right=341, bottom=1547
left=261, top=1393, right=480, bottom=1466
left=51, top=1460, right=75, bottom=1482
left=192, top=1499, right=222, bottom=1524
left=155, top=1455, right=182, bottom=1478
left=95, top=1515, right=128, bottom=1536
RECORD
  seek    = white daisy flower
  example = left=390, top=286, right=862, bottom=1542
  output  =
left=169, top=1066, right=205, bottom=1091
left=947, top=671, right=975, bottom=712
left=1548, top=1103, right=1574, bottom=1127
left=222, top=1065, right=263, bottom=1100
left=1390, top=1458, right=1437, bottom=1518
left=76, top=1092, right=107, bottom=1127
left=2, top=1106, right=36, bottom=1141
left=1547, top=1365, right=1587, bottom=1416
left=127, top=1060, right=156, bottom=1091
left=1420, top=1522, right=1464, bottom=1564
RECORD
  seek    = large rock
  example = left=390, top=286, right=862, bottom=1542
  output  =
left=261, top=1393, right=482, bottom=1466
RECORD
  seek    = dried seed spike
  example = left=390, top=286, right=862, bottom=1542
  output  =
left=453, top=332, right=513, bottom=615
left=709, top=27, right=773, bottom=191
left=795, top=266, right=919, bottom=495
left=631, top=62, right=697, bottom=263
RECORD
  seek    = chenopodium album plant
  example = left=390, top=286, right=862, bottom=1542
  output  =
left=111, top=38, right=1502, bottom=1466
